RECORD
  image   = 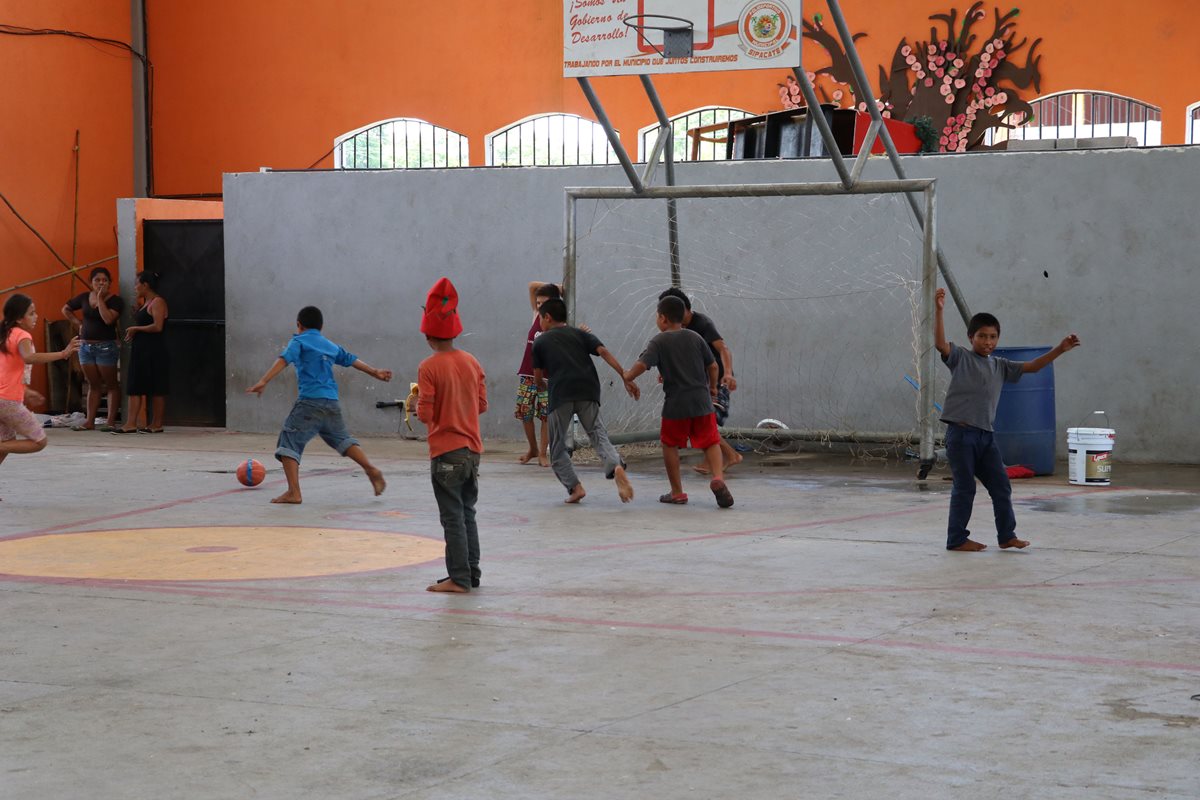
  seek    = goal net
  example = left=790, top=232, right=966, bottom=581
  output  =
left=566, top=185, right=937, bottom=454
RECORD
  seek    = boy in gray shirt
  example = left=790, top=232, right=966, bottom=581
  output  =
left=935, top=288, right=1081, bottom=551
left=624, top=296, right=734, bottom=508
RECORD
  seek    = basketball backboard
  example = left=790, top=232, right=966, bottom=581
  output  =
left=564, top=0, right=801, bottom=78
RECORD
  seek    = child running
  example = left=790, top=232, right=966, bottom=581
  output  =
left=514, top=281, right=560, bottom=467
left=935, top=287, right=1080, bottom=551
left=624, top=295, right=734, bottom=509
left=1, top=294, right=79, bottom=497
left=531, top=297, right=638, bottom=504
left=413, top=278, right=488, bottom=593
left=246, top=305, right=391, bottom=504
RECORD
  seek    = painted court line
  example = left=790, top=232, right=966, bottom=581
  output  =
left=63, top=580, right=1200, bottom=675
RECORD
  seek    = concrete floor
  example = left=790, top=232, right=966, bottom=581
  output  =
left=1, top=429, right=1198, bottom=799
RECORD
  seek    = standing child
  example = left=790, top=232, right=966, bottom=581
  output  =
left=246, top=305, right=391, bottom=504
left=935, top=287, right=1080, bottom=551
left=658, top=287, right=742, bottom=475
left=531, top=297, right=638, bottom=504
left=413, top=278, right=488, bottom=593
left=624, top=295, right=734, bottom=509
left=1, top=295, right=79, bottom=494
left=514, top=282, right=560, bottom=467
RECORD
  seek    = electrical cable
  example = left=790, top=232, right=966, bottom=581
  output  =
left=1, top=23, right=155, bottom=194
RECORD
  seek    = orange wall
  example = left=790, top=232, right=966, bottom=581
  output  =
left=1, top=0, right=133, bottom=406
left=145, top=0, right=1200, bottom=194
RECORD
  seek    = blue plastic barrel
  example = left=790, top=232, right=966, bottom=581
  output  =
left=992, top=346, right=1056, bottom=475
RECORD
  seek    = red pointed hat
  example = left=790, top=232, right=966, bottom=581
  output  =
left=421, top=277, right=463, bottom=338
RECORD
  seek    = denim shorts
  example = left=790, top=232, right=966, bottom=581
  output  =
left=274, top=398, right=358, bottom=463
left=79, top=340, right=120, bottom=367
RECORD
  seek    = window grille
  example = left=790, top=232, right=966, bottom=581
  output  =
left=638, top=106, right=753, bottom=162
left=990, top=91, right=1161, bottom=147
left=486, top=113, right=618, bottom=167
left=335, top=118, right=468, bottom=169
left=1187, top=102, right=1200, bottom=145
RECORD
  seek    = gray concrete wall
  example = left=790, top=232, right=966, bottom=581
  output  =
left=223, top=147, right=1200, bottom=463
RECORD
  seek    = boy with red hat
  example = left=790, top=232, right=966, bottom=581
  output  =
left=412, top=278, right=488, bottom=593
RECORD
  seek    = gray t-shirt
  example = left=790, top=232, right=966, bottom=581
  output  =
left=638, top=328, right=715, bottom=419
left=940, top=342, right=1025, bottom=431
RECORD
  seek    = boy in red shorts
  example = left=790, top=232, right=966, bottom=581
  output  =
left=624, top=295, right=733, bottom=508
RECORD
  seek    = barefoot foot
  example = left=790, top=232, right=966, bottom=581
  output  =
left=271, top=491, right=302, bottom=504
left=427, top=579, right=469, bottom=593
left=367, top=467, right=386, bottom=496
left=538, top=454, right=550, bottom=468
left=613, top=465, right=633, bottom=503
left=565, top=484, right=587, bottom=504
left=999, top=537, right=1030, bottom=549
left=518, top=450, right=537, bottom=464
left=948, top=539, right=987, bottom=551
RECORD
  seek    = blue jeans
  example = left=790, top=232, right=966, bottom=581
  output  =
left=79, top=340, right=120, bottom=367
left=945, top=425, right=1017, bottom=549
left=431, top=447, right=481, bottom=589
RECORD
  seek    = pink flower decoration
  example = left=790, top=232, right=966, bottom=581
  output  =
left=984, top=68, right=993, bottom=77
left=954, top=59, right=965, bottom=68
left=883, top=110, right=892, bottom=119
left=906, top=54, right=917, bottom=65
left=985, top=43, right=994, bottom=54
left=994, top=38, right=1004, bottom=48
left=937, top=68, right=946, bottom=78
left=957, top=114, right=967, bottom=124
left=928, top=45, right=938, bottom=55
left=924, top=78, right=935, bottom=88
left=994, top=50, right=1005, bottom=60
left=833, top=90, right=844, bottom=101
left=945, top=94, right=955, bottom=104
left=985, top=87, right=996, bottom=96
left=996, top=92, right=1009, bottom=103
left=806, top=72, right=817, bottom=82
left=939, top=136, right=949, bottom=145
left=955, top=79, right=967, bottom=89
left=901, top=45, right=912, bottom=56
left=936, top=56, right=946, bottom=66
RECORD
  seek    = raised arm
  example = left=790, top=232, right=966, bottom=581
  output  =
left=934, top=288, right=950, bottom=358
left=597, top=346, right=640, bottom=399
left=1023, top=334, right=1082, bottom=373
left=352, top=359, right=392, bottom=382
left=528, top=281, right=562, bottom=313
left=94, top=290, right=121, bottom=326
left=246, top=357, right=287, bottom=395
left=18, top=337, right=77, bottom=365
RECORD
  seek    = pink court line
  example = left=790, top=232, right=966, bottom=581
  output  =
left=73, top=580, right=1200, bottom=675
left=493, top=485, right=1133, bottom=560
left=5, top=467, right=355, bottom=539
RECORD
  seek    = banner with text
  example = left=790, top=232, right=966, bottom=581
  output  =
left=564, top=0, right=801, bottom=77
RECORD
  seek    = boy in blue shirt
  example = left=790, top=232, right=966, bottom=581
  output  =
left=247, top=305, right=392, bottom=504
left=935, top=288, right=1080, bottom=551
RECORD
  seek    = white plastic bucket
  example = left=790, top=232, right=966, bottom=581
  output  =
left=1067, top=426, right=1115, bottom=486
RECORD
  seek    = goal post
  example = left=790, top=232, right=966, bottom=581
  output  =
left=563, top=178, right=939, bottom=464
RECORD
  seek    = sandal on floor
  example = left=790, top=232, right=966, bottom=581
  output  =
left=709, top=479, right=734, bottom=509
left=71, top=424, right=95, bottom=431
left=110, top=428, right=137, bottom=434
left=658, top=492, right=688, bottom=504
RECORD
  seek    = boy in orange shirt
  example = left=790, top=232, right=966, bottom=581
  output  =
left=413, top=278, right=488, bottom=593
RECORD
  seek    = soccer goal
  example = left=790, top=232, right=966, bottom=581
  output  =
left=563, top=179, right=940, bottom=460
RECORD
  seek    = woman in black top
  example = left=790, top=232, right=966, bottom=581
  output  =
left=115, top=271, right=169, bottom=434
left=61, top=267, right=124, bottom=430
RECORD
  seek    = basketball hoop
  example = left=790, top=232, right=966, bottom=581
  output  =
left=622, top=14, right=695, bottom=59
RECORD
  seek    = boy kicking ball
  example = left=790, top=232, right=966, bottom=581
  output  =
left=935, top=287, right=1080, bottom=551
left=624, top=295, right=733, bottom=509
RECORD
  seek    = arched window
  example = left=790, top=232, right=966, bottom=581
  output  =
left=335, top=118, right=469, bottom=169
left=1187, top=102, right=1200, bottom=145
left=486, top=113, right=618, bottom=167
left=638, top=106, right=754, bottom=162
left=992, top=91, right=1162, bottom=147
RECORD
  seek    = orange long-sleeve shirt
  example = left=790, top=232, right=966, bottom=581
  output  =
left=417, top=348, right=488, bottom=458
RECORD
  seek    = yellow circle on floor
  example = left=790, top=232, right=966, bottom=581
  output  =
left=0, top=526, right=442, bottom=582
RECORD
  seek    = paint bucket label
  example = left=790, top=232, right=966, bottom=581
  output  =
left=1067, top=426, right=1115, bottom=486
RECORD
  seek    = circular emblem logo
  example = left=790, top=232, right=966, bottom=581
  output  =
left=738, top=1, right=792, bottom=59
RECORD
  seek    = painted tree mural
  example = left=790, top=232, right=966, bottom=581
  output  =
left=780, top=4, right=1044, bottom=153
